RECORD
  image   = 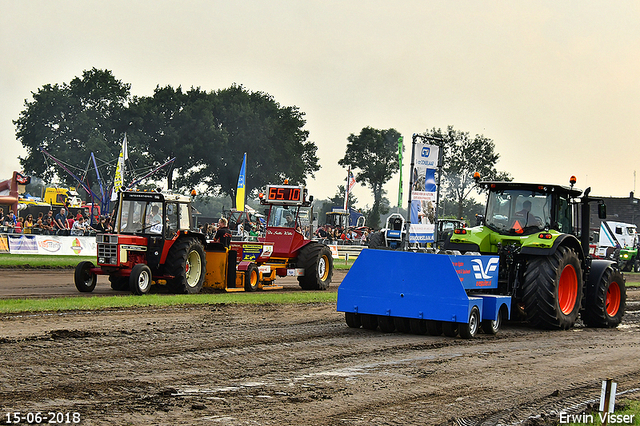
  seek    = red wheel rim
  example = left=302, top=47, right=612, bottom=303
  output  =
left=558, top=264, right=578, bottom=315
left=606, top=281, right=621, bottom=317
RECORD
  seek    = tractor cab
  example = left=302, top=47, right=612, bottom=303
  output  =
left=259, top=184, right=312, bottom=258
left=481, top=182, right=582, bottom=236
left=114, top=191, right=195, bottom=239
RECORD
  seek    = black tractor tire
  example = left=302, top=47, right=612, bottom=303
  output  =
left=165, top=237, right=206, bottom=294
left=521, top=246, right=583, bottom=330
left=244, top=263, right=259, bottom=292
left=109, top=275, right=129, bottom=291
left=345, top=312, right=361, bottom=328
left=459, top=306, right=480, bottom=339
left=442, top=322, right=459, bottom=338
left=621, top=260, right=633, bottom=272
left=74, top=261, right=97, bottom=293
left=582, top=267, right=626, bottom=328
left=360, top=314, right=378, bottom=331
left=378, top=316, right=395, bottom=333
left=426, top=320, right=442, bottom=336
left=297, top=242, right=333, bottom=290
left=129, top=264, right=152, bottom=295
left=634, top=259, right=640, bottom=273
left=368, top=231, right=385, bottom=249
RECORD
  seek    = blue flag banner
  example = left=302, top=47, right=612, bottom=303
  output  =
left=236, top=153, right=247, bottom=211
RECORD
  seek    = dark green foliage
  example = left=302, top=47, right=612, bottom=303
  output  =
left=419, top=126, right=511, bottom=219
left=14, top=68, right=131, bottom=186
left=15, top=71, right=320, bottom=207
left=339, top=127, right=402, bottom=229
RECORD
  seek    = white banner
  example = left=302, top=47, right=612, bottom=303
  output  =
left=410, top=143, right=439, bottom=243
left=4, top=234, right=97, bottom=256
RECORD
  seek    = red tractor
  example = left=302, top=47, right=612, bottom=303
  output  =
left=244, top=184, right=333, bottom=290
left=74, top=190, right=207, bottom=295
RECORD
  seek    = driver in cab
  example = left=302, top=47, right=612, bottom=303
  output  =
left=514, top=200, right=538, bottom=228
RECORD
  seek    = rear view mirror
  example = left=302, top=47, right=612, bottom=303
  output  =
left=598, top=203, right=607, bottom=219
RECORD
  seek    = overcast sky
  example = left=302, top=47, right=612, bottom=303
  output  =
left=2, top=1, right=639, bottom=207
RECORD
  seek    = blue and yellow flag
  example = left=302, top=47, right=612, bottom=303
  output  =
left=236, top=153, right=247, bottom=211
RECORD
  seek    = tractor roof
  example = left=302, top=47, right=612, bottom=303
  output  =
left=480, top=181, right=583, bottom=198
left=121, top=190, right=191, bottom=203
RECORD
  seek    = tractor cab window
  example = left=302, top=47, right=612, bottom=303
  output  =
left=166, top=203, right=178, bottom=238
left=556, top=195, right=572, bottom=233
left=268, top=206, right=298, bottom=228
left=117, top=199, right=164, bottom=234
left=146, top=201, right=163, bottom=234
left=486, top=190, right=551, bottom=235
left=179, top=203, right=191, bottom=230
left=118, top=200, right=145, bottom=233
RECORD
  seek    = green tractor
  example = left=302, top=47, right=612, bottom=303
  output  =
left=445, top=177, right=625, bottom=330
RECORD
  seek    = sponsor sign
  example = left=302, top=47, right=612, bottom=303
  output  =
left=410, top=142, right=439, bottom=243
left=449, top=255, right=499, bottom=289
left=1, top=234, right=98, bottom=256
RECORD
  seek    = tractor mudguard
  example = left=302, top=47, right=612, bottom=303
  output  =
left=520, top=234, right=583, bottom=259
left=586, top=259, right=618, bottom=289
left=337, top=249, right=510, bottom=324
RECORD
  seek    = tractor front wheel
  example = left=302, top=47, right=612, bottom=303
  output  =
left=166, top=237, right=206, bottom=294
left=297, top=242, right=333, bottom=290
left=582, top=267, right=626, bottom=328
left=129, top=264, right=152, bottom=295
left=74, top=261, right=97, bottom=293
left=521, top=246, right=583, bottom=330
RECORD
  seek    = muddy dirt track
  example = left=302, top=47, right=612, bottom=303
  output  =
left=0, top=270, right=639, bottom=426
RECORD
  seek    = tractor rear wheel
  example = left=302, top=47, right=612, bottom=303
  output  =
left=297, top=242, right=333, bottom=290
left=74, top=261, right=97, bottom=293
left=244, top=263, right=259, bottom=292
left=582, top=267, right=625, bottom=328
left=166, top=237, right=206, bottom=294
left=129, top=264, right=152, bottom=295
left=521, top=246, right=583, bottom=330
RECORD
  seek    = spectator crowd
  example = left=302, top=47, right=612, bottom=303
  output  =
left=0, top=207, right=112, bottom=236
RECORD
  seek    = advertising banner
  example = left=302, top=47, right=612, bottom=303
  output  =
left=409, top=143, right=438, bottom=243
left=1, top=234, right=97, bottom=256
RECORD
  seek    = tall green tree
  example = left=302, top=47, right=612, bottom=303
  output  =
left=126, top=85, right=224, bottom=190
left=338, top=127, right=402, bottom=229
left=178, top=84, right=320, bottom=206
left=14, top=68, right=131, bottom=187
left=420, top=126, right=511, bottom=219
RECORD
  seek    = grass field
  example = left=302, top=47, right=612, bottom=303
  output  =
left=0, top=291, right=338, bottom=314
left=0, top=253, right=636, bottom=314
left=0, top=253, right=94, bottom=268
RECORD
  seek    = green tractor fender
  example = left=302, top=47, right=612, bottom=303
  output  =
left=520, top=233, right=585, bottom=263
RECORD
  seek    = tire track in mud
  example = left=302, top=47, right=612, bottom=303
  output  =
left=0, top=292, right=638, bottom=425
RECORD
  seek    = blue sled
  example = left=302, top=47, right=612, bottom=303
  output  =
left=337, top=249, right=511, bottom=337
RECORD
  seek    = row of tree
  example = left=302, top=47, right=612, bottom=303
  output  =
left=15, top=68, right=319, bottom=204
left=14, top=68, right=508, bottom=228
